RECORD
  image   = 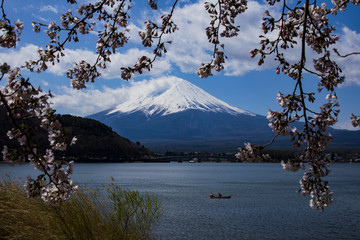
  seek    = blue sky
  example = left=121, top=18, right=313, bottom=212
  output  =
left=1, top=0, right=360, bottom=129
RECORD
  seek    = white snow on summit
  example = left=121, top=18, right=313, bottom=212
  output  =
left=108, top=76, right=255, bottom=116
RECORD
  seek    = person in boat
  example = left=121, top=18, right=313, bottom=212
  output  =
left=218, top=193, right=222, bottom=197
left=210, top=193, right=214, bottom=198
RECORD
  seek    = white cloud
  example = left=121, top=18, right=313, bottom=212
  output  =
left=125, top=76, right=181, bottom=97
left=127, top=23, right=143, bottom=44
left=101, top=48, right=172, bottom=79
left=52, top=76, right=181, bottom=116
left=0, top=44, right=39, bottom=68
left=40, top=5, right=58, bottom=14
left=52, top=85, right=128, bottom=116
left=0, top=44, right=96, bottom=76
left=160, top=1, right=360, bottom=80
left=164, top=1, right=211, bottom=72
left=151, top=0, right=279, bottom=75
left=333, top=27, right=360, bottom=86
left=334, top=120, right=358, bottom=131
left=1, top=1, right=276, bottom=79
left=0, top=44, right=171, bottom=79
left=222, top=1, right=278, bottom=75
left=4, top=1, right=359, bottom=84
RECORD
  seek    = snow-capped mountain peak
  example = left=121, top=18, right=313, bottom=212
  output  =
left=108, top=77, right=254, bottom=117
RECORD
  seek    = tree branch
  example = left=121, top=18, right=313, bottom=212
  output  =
left=334, top=48, right=360, bottom=58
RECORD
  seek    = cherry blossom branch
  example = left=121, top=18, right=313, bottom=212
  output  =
left=196, top=0, right=247, bottom=78
left=333, top=48, right=360, bottom=58
left=27, top=0, right=133, bottom=89
left=120, top=0, right=179, bottom=80
left=351, top=114, right=360, bottom=127
left=0, top=0, right=23, bottom=48
left=67, top=0, right=131, bottom=88
left=1, top=0, right=8, bottom=23
left=297, top=0, right=310, bottom=138
left=237, top=0, right=346, bottom=210
left=1, top=65, right=77, bottom=204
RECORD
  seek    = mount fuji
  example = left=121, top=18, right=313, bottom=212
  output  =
left=87, top=77, right=360, bottom=153
left=87, top=77, right=276, bottom=152
left=106, top=76, right=254, bottom=117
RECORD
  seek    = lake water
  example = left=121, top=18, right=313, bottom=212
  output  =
left=1, top=162, right=360, bottom=240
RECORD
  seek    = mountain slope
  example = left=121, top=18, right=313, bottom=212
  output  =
left=57, top=115, right=155, bottom=161
left=107, top=76, right=254, bottom=117
left=0, top=106, right=155, bottom=162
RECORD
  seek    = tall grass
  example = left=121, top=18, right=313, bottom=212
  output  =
left=0, top=178, right=162, bottom=240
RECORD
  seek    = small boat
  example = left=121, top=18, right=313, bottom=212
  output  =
left=210, top=195, right=231, bottom=199
left=209, top=194, right=231, bottom=199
